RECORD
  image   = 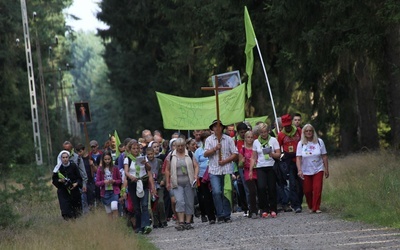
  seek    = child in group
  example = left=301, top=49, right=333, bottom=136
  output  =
left=124, top=140, right=156, bottom=234
left=238, top=130, right=259, bottom=218
left=95, top=150, right=122, bottom=219
left=145, top=147, right=167, bottom=228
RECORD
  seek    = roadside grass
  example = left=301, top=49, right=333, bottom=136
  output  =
left=323, top=150, right=400, bottom=228
left=0, top=174, right=157, bottom=250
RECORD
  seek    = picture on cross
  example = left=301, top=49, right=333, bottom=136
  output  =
left=211, top=70, right=241, bottom=93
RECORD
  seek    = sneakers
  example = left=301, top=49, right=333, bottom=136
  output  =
left=201, top=216, right=208, bottom=223
left=250, top=213, right=258, bottom=219
left=143, top=226, right=152, bottom=234
left=217, top=218, right=224, bottom=224
left=243, top=211, right=249, bottom=217
left=209, top=220, right=215, bottom=225
left=283, top=205, right=292, bottom=212
left=262, top=212, right=269, bottom=218
left=295, top=208, right=302, bottom=213
left=224, top=217, right=232, bottom=223
left=184, top=223, right=194, bottom=230
left=315, top=210, right=322, bottom=213
left=270, top=211, right=277, bottom=218
left=175, top=223, right=185, bottom=231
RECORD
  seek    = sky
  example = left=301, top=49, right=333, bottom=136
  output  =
left=65, top=0, right=108, bottom=32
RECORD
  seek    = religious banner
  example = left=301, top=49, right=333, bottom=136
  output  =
left=156, top=83, right=245, bottom=130
left=74, top=102, right=91, bottom=123
left=211, top=70, right=241, bottom=93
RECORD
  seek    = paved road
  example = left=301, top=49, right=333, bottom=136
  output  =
left=147, top=211, right=400, bottom=249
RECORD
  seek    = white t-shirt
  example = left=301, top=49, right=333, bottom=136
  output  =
left=253, top=137, right=280, bottom=168
left=123, top=157, right=147, bottom=178
left=296, top=139, right=327, bottom=175
left=104, top=168, right=113, bottom=191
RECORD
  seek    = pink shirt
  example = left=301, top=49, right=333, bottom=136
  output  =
left=240, top=147, right=257, bottom=181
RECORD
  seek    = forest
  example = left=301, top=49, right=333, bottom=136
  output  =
left=1, top=0, right=400, bottom=171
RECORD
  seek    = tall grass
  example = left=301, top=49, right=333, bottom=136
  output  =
left=0, top=184, right=157, bottom=250
left=323, top=150, right=400, bottom=228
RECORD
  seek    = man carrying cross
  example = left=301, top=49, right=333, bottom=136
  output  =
left=204, top=119, right=238, bottom=223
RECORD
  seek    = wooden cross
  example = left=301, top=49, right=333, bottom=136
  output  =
left=201, top=75, right=233, bottom=161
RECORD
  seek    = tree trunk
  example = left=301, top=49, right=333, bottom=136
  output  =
left=336, top=72, right=359, bottom=153
left=354, top=58, right=379, bottom=150
left=339, top=98, right=359, bottom=153
left=384, top=24, right=400, bottom=150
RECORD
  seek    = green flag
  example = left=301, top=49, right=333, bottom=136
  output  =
left=244, top=6, right=256, bottom=99
left=245, top=115, right=268, bottom=128
left=224, top=174, right=232, bottom=209
left=114, top=130, right=121, bottom=158
left=156, top=84, right=245, bottom=130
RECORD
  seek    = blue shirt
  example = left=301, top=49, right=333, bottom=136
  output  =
left=194, top=147, right=208, bottom=178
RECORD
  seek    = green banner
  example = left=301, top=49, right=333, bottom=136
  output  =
left=245, top=116, right=268, bottom=128
left=156, top=84, right=245, bottom=130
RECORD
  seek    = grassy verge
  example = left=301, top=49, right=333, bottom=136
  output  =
left=323, top=150, right=400, bottom=228
left=0, top=174, right=157, bottom=250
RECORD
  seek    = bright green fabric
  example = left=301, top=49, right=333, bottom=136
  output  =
left=258, top=135, right=271, bottom=160
left=244, top=6, right=256, bottom=99
left=224, top=174, right=232, bottom=209
left=245, top=115, right=268, bottom=128
left=282, top=125, right=297, bottom=137
left=114, top=130, right=121, bottom=158
left=156, top=84, right=245, bottom=130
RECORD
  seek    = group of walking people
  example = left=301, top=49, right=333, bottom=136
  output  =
left=51, top=113, right=330, bottom=234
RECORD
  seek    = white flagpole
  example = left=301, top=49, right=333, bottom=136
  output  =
left=254, top=38, right=280, bottom=133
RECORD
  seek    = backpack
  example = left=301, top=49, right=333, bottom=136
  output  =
left=273, top=159, right=289, bottom=186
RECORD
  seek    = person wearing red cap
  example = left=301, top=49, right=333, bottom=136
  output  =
left=277, top=114, right=303, bottom=213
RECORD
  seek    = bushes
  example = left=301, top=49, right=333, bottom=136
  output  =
left=0, top=163, right=54, bottom=228
left=0, top=191, right=20, bottom=229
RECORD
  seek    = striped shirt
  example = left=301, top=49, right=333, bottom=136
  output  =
left=205, top=134, right=238, bottom=175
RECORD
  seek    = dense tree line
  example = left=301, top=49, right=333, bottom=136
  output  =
left=0, top=0, right=73, bottom=170
left=1, top=0, right=400, bottom=175
left=0, top=0, right=121, bottom=171
left=98, top=0, right=400, bottom=152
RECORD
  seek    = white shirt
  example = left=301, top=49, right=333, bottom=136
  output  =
left=253, top=137, right=280, bottom=168
left=123, top=157, right=147, bottom=178
left=205, top=134, right=238, bottom=175
left=296, top=139, right=327, bottom=175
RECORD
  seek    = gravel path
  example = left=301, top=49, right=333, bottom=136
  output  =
left=147, top=210, right=400, bottom=249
